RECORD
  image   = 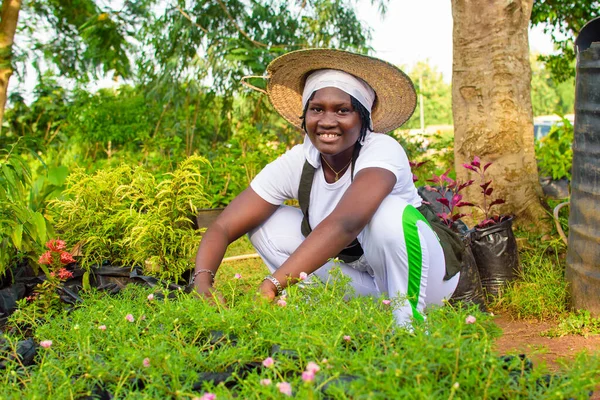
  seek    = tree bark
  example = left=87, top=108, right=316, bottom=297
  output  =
left=451, top=0, right=550, bottom=231
left=0, top=0, right=21, bottom=130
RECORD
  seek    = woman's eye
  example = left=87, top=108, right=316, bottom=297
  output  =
left=310, top=107, right=323, bottom=112
left=338, top=108, right=351, bottom=114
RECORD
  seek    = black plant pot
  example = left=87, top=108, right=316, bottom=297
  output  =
left=470, top=217, right=520, bottom=299
left=448, top=232, right=487, bottom=311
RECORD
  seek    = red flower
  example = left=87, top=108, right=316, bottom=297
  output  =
left=39, top=251, right=53, bottom=265
left=57, top=268, right=74, bottom=280
left=59, top=252, right=76, bottom=265
left=46, top=239, right=66, bottom=252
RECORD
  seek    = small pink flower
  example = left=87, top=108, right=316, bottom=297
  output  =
left=98, top=325, right=107, bottom=331
left=299, top=272, right=308, bottom=281
left=260, top=378, right=272, bottom=386
left=277, top=299, right=287, bottom=307
left=125, top=314, right=135, bottom=322
left=143, top=357, right=150, bottom=367
left=306, top=361, right=320, bottom=373
left=321, top=358, right=328, bottom=364
left=57, top=268, right=74, bottom=280
left=343, top=335, right=351, bottom=342
left=40, top=340, right=52, bottom=348
left=382, top=299, right=391, bottom=305
left=276, top=382, right=292, bottom=396
left=302, top=370, right=315, bottom=382
left=38, top=251, right=53, bottom=265
left=262, top=357, right=274, bottom=368
left=59, top=251, right=76, bottom=265
left=46, top=239, right=66, bottom=252
left=465, top=315, right=477, bottom=324
left=198, top=394, right=216, bottom=400
left=234, top=273, right=242, bottom=279
left=140, top=315, right=146, bottom=321
left=147, top=294, right=154, bottom=301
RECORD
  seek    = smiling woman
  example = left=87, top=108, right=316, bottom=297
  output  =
left=192, top=49, right=462, bottom=327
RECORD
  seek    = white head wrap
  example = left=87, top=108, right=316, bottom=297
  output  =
left=302, top=69, right=376, bottom=124
left=301, top=69, right=377, bottom=167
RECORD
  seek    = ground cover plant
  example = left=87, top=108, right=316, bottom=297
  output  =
left=2, top=238, right=600, bottom=399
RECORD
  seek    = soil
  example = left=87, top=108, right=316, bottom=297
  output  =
left=494, top=313, right=600, bottom=398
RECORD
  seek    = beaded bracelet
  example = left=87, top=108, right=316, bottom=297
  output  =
left=191, top=269, right=215, bottom=284
left=263, top=275, right=283, bottom=296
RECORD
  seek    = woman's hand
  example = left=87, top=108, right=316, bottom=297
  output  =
left=194, top=282, right=226, bottom=306
left=258, top=279, right=278, bottom=301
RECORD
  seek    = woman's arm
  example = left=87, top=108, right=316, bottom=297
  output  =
left=194, top=187, right=279, bottom=295
left=260, top=167, right=396, bottom=298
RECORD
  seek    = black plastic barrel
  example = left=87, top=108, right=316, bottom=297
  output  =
left=566, top=17, right=600, bottom=315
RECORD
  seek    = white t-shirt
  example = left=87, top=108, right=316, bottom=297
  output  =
left=250, top=133, right=422, bottom=230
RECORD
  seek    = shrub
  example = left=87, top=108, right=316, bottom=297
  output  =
left=535, top=117, right=573, bottom=180
left=50, top=156, right=211, bottom=279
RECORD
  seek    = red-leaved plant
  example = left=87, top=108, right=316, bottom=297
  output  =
left=462, top=156, right=507, bottom=228
left=425, top=169, right=474, bottom=227
left=27, top=239, right=75, bottom=312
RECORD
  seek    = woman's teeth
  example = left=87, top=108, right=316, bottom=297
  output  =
left=319, top=134, right=339, bottom=138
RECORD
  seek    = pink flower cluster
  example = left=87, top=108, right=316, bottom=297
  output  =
left=302, top=361, right=321, bottom=383
left=38, top=239, right=76, bottom=280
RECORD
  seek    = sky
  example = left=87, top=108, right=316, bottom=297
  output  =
left=358, top=0, right=555, bottom=82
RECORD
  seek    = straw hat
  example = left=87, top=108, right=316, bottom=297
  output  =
left=266, top=48, right=417, bottom=133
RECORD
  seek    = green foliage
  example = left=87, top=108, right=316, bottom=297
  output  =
left=530, top=0, right=599, bottom=83
left=535, top=117, right=573, bottom=180
left=0, top=140, right=56, bottom=276
left=202, top=122, right=286, bottom=207
left=391, top=130, right=455, bottom=187
left=3, top=277, right=599, bottom=398
left=530, top=54, right=575, bottom=116
left=543, top=310, right=600, bottom=338
left=403, top=61, right=452, bottom=129
left=50, top=156, right=211, bottom=279
left=123, top=156, right=211, bottom=280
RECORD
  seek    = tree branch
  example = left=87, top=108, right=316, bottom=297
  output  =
left=177, top=5, right=208, bottom=33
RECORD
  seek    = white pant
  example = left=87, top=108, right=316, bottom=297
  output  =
left=248, top=196, right=459, bottom=326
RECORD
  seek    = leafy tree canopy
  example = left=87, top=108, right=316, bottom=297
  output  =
left=530, top=0, right=599, bottom=83
left=15, top=0, right=387, bottom=95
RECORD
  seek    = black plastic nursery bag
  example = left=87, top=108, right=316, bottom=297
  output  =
left=470, top=217, right=520, bottom=298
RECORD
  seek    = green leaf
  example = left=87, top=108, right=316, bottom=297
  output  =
left=48, top=166, right=69, bottom=186
left=82, top=271, right=91, bottom=291
left=31, top=212, right=47, bottom=244
left=11, top=224, right=23, bottom=250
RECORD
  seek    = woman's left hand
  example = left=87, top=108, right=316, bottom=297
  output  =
left=258, top=279, right=278, bottom=301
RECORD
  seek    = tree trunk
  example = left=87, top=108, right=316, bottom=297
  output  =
left=0, top=0, right=21, bottom=130
left=451, top=0, right=550, bottom=231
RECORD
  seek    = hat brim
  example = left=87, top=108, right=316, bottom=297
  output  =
left=266, top=49, right=417, bottom=133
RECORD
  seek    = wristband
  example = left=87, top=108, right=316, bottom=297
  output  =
left=263, top=275, right=283, bottom=296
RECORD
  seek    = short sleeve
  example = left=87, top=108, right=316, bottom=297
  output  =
left=354, top=133, right=410, bottom=182
left=250, top=144, right=304, bottom=205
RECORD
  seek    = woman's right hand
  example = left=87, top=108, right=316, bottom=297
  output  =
left=194, top=283, right=226, bottom=306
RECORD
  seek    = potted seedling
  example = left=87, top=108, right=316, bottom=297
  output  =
left=420, top=170, right=486, bottom=310
left=462, top=156, right=519, bottom=299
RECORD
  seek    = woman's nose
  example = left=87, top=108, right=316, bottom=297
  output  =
left=318, top=112, right=337, bottom=127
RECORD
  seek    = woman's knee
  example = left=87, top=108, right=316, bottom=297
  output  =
left=248, top=206, right=305, bottom=258
left=362, top=196, right=410, bottom=247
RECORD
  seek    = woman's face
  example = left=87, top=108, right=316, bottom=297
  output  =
left=304, top=87, right=361, bottom=158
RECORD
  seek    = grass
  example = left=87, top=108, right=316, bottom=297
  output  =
left=2, top=236, right=600, bottom=398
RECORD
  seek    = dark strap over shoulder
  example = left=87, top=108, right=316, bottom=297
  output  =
left=298, top=143, right=364, bottom=263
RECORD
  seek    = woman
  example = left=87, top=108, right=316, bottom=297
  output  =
left=193, top=49, right=459, bottom=326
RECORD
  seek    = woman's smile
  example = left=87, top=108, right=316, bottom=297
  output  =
left=305, top=87, right=361, bottom=158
